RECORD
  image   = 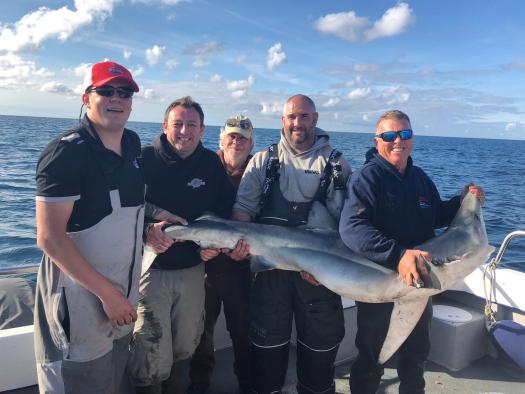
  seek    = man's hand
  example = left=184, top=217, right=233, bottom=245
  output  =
left=461, top=183, right=485, bottom=205
left=300, top=271, right=321, bottom=286
left=146, top=221, right=175, bottom=253
left=100, top=289, right=137, bottom=327
left=397, top=249, right=431, bottom=287
left=226, top=240, right=251, bottom=261
left=200, top=248, right=220, bottom=262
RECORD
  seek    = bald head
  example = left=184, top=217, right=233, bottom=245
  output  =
left=281, top=94, right=318, bottom=153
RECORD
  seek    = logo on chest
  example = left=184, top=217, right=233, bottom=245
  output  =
left=187, top=178, right=206, bottom=189
left=418, top=196, right=431, bottom=209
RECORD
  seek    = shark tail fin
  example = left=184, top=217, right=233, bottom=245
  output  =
left=378, top=297, right=430, bottom=364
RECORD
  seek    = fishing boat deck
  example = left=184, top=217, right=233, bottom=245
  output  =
left=6, top=344, right=525, bottom=394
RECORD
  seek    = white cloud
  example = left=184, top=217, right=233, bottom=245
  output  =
left=165, top=59, right=178, bottom=69
left=382, top=85, right=410, bottom=105
left=73, top=62, right=91, bottom=78
left=227, top=74, right=255, bottom=90
left=231, top=89, right=246, bottom=98
left=209, top=73, right=223, bottom=82
left=40, top=81, right=74, bottom=95
left=348, top=87, right=371, bottom=100
left=145, top=45, right=165, bottom=66
left=314, top=11, right=369, bottom=42
left=260, top=101, right=282, bottom=115
left=322, top=97, right=341, bottom=108
left=505, top=122, right=524, bottom=131
left=0, top=53, right=53, bottom=87
left=143, top=88, right=156, bottom=99
left=132, top=65, right=145, bottom=77
left=314, top=2, right=415, bottom=43
left=362, top=114, right=370, bottom=121
left=365, top=3, right=415, bottom=41
left=123, top=50, right=132, bottom=60
left=183, top=41, right=223, bottom=67
left=266, top=42, right=287, bottom=72
left=0, top=0, right=119, bottom=53
left=334, top=113, right=339, bottom=120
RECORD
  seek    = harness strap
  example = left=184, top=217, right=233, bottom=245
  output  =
left=314, top=149, right=344, bottom=202
left=258, top=144, right=280, bottom=210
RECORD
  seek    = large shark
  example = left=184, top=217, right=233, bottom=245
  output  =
left=145, top=193, right=494, bottom=364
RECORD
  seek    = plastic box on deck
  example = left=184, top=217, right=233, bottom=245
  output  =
left=428, top=304, right=487, bottom=371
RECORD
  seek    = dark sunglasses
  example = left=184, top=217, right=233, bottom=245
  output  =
left=88, top=86, right=134, bottom=99
left=375, top=129, right=413, bottom=142
left=226, top=118, right=252, bottom=129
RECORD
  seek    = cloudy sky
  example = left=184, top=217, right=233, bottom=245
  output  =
left=1, top=0, right=525, bottom=139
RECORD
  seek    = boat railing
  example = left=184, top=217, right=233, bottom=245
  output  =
left=490, top=230, right=525, bottom=267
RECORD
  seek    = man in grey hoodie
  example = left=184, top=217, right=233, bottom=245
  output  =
left=233, top=94, right=352, bottom=394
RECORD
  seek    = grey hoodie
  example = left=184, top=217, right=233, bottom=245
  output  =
left=234, top=127, right=351, bottom=220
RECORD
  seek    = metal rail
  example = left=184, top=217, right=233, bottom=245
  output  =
left=490, top=230, right=525, bottom=266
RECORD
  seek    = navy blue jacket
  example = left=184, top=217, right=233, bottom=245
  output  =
left=339, top=148, right=460, bottom=270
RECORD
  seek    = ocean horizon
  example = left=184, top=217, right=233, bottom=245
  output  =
left=1, top=114, right=524, bottom=271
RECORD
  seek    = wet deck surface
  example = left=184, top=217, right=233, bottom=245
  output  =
left=202, top=345, right=525, bottom=394
left=6, top=346, right=525, bottom=394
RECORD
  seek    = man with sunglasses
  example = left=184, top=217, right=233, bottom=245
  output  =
left=232, top=95, right=351, bottom=394
left=34, top=61, right=145, bottom=393
left=339, top=110, right=484, bottom=394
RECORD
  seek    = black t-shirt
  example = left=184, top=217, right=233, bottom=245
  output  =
left=141, top=135, right=235, bottom=270
left=36, top=116, right=144, bottom=232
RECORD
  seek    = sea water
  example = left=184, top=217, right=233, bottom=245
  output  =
left=1, top=114, right=524, bottom=271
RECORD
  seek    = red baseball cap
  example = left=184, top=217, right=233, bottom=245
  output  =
left=87, top=61, right=139, bottom=92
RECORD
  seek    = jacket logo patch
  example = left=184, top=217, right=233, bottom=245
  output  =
left=187, top=178, right=206, bottom=189
left=304, top=170, right=320, bottom=175
left=418, top=196, right=431, bottom=209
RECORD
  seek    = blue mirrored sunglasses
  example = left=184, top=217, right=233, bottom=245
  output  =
left=375, top=129, right=413, bottom=142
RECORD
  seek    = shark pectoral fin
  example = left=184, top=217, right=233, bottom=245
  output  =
left=250, top=256, right=275, bottom=272
left=141, top=245, right=157, bottom=275
left=378, top=297, right=430, bottom=364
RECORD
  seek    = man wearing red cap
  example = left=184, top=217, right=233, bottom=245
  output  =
left=33, top=61, right=176, bottom=393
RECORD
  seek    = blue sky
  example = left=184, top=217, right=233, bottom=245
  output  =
left=1, top=1, right=525, bottom=140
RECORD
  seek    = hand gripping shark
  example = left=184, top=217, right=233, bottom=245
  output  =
left=144, top=193, right=494, bottom=364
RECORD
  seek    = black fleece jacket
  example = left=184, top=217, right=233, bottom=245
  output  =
left=339, top=148, right=460, bottom=270
left=141, top=134, right=235, bottom=270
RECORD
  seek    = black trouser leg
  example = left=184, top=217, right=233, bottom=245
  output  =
left=349, top=302, right=391, bottom=394
left=222, top=269, right=252, bottom=390
left=251, top=343, right=290, bottom=394
left=189, top=278, right=221, bottom=387
left=294, top=274, right=344, bottom=394
left=296, top=342, right=338, bottom=394
left=397, top=301, right=432, bottom=394
left=249, top=271, right=294, bottom=393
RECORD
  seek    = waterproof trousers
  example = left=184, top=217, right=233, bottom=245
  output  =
left=249, top=270, right=344, bottom=394
left=350, top=300, right=432, bottom=394
left=189, top=268, right=252, bottom=390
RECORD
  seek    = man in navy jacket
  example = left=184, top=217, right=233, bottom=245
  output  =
left=339, top=110, right=484, bottom=394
